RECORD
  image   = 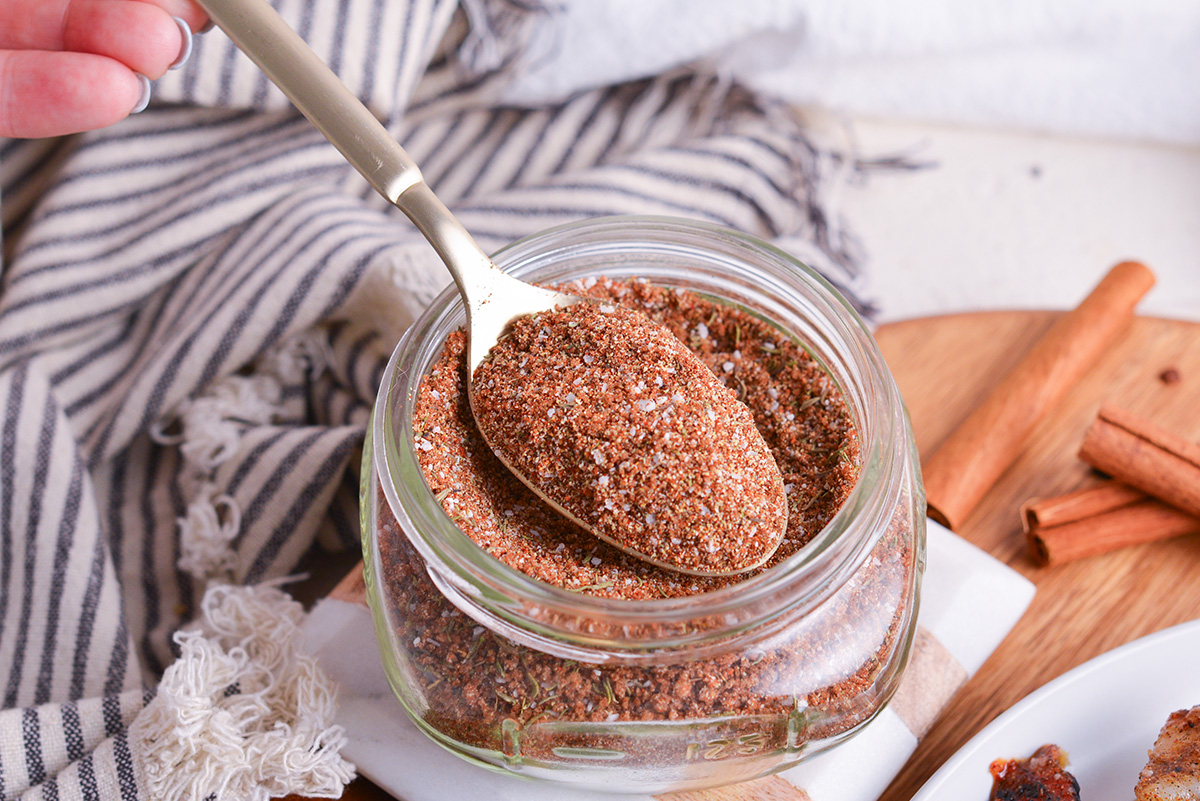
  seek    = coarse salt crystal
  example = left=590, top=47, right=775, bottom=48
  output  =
left=597, top=475, right=609, bottom=486
left=672, top=392, right=685, bottom=404
left=606, top=712, right=619, bottom=722
left=547, top=408, right=556, bottom=418
left=722, top=361, right=734, bottom=373
left=590, top=557, right=602, bottom=566
left=646, top=513, right=657, bottom=525
left=599, top=304, right=616, bottom=313
left=583, top=354, right=595, bottom=364
left=767, top=387, right=779, bottom=399
left=553, top=543, right=566, bottom=553
left=635, top=399, right=656, bottom=412
left=695, top=322, right=709, bottom=339
left=583, top=276, right=597, bottom=289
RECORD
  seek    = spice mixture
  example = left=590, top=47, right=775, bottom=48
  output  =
left=472, top=301, right=787, bottom=575
left=380, top=277, right=915, bottom=764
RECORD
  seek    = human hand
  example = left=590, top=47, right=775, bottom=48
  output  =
left=0, top=0, right=208, bottom=139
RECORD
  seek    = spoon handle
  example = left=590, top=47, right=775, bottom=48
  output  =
left=194, top=0, right=499, bottom=294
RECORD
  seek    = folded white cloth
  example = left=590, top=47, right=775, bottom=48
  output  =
left=305, top=521, right=1035, bottom=801
left=503, top=0, right=1200, bottom=147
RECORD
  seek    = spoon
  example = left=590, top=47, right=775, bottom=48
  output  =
left=194, top=0, right=787, bottom=576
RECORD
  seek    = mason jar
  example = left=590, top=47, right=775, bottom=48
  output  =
left=361, top=216, right=925, bottom=794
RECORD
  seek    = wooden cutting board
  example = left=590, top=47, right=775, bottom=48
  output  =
left=292, top=311, right=1200, bottom=801
left=877, top=311, right=1200, bottom=801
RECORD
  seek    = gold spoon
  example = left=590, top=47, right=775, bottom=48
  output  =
left=194, top=0, right=786, bottom=576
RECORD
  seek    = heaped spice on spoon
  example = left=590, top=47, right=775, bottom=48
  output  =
left=409, top=276, right=863, bottom=601
left=471, top=300, right=787, bottom=575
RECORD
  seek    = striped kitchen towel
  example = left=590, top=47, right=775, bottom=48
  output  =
left=0, top=1, right=873, bottom=799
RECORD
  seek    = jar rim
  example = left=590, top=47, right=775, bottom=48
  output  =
left=372, top=215, right=906, bottom=646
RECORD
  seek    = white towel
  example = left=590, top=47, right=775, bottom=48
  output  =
left=502, top=0, right=1200, bottom=147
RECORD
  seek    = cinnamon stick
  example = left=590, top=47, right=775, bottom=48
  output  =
left=1079, top=404, right=1200, bottom=519
left=923, top=261, right=1155, bottom=530
left=1022, top=481, right=1145, bottom=529
left=1023, top=483, right=1200, bottom=565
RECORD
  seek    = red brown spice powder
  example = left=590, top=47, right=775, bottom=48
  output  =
left=471, top=301, right=787, bottom=575
left=380, top=277, right=915, bottom=765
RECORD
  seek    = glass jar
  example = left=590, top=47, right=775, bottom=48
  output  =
left=362, top=216, right=925, bottom=794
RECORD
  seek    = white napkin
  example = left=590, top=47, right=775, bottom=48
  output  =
left=303, top=520, right=1034, bottom=800
left=503, top=0, right=1200, bottom=147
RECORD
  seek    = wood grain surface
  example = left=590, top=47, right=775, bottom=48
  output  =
left=876, top=311, right=1200, bottom=801
left=310, top=311, right=1200, bottom=801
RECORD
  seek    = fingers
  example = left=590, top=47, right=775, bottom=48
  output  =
left=0, top=50, right=146, bottom=139
left=131, top=0, right=210, bottom=35
left=63, top=0, right=187, bottom=79
left=0, top=0, right=202, bottom=79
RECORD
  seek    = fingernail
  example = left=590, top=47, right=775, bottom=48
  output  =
left=198, top=18, right=215, bottom=34
left=131, top=74, right=151, bottom=114
left=170, top=16, right=193, bottom=70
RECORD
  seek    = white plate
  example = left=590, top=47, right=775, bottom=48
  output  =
left=913, top=618, right=1200, bottom=801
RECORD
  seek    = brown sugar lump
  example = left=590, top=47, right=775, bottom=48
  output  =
left=471, top=300, right=787, bottom=575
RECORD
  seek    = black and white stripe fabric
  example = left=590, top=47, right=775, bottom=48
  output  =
left=0, top=1, right=869, bottom=798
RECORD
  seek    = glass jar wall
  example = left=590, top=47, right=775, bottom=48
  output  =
left=362, top=217, right=925, bottom=794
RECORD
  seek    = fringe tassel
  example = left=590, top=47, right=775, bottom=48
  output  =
left=176, top=487, right=242, bottom=583
left=130, top=583, right=355, bottom=801
left=152, top=330, right=332, bottom=584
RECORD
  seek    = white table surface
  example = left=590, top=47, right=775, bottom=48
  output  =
left=833, top=117, right=1200, bottom=323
